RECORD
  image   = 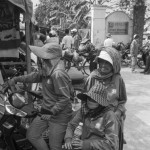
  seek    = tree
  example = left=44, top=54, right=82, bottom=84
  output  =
left=34, top=0, right=78, bottom=28
left=34, top=0, right=113, bottom=29
left=120, top=0, right=147, bottom=46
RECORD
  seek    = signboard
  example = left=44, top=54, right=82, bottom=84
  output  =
left=108, top=22, right=128, bottom=35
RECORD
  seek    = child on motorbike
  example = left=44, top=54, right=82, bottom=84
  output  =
left=64, top=82, right=119, bottom=150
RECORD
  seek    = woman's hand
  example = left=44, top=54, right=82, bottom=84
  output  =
left=64, top=138, right=72, bottom=149
left=72, top=139, right=83, bottom=149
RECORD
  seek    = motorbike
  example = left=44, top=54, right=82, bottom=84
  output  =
left=137, top=46, right=150, bottom=69
left=0, top=82, right=54, bottom=150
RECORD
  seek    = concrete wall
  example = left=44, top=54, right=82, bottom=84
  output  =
left=91, top=5, right=106, bottom=47
left=105, top=11, right=133, bottom=44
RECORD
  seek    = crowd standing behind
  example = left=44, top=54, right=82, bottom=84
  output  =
left=130, top=34, right=139, bottom=73
left=61, top=29, right=74, bottom=51
left=104, top=33, right=115, bottom=47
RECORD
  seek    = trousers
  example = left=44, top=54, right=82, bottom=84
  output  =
left=27, top=116, right=67, bottom=150
left=131, top=56, right=137, bottom=71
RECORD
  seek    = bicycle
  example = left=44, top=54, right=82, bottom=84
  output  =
left=63, top=50, right=97, bottom=76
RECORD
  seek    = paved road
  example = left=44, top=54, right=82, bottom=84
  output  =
left=121, top=67, right=150, bottom=150
left=68, top=66, right=150, bottom=150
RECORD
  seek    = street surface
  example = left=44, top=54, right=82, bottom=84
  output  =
left=121, top=67, right=150, bottom=150
left=68, top=66, right=150, bottom=150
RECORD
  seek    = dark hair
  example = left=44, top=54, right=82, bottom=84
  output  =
left=39, top=34, right=46, bottom=43
left=134, top=34, right=139, bottom=39
left=34, top=25, right=39, bottom=32
left=65, top=29, right=69, bottom=34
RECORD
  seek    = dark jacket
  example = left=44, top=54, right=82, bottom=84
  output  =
left=13, top=60, right=73, bottom=124
left=65, top=107, right=119, bottom=150
left=84, top=48, right=127, bottom=115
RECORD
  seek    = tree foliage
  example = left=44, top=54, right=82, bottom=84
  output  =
left=119, top=0, right=147, bottom=46
left=34, top=0, right=149, bottom=46
left=34, top=0, right=113, bottom=29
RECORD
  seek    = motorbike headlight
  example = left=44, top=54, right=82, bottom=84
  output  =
left=5, top=104, right=27, bottom=117
left=5, top=104, right=16, bottom=115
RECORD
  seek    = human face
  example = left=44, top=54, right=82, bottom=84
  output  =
left=41, top=59, right=52, bottom=74
left=87, top=97, right=99, bottom=109
left=97, top=59, right=113, bottom=75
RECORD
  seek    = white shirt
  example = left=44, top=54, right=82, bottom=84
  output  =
left=104, top=38, right=114, bottom=47
left=62, top=35, right=74, bottom=49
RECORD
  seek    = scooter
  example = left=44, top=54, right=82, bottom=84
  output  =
left=0, top=83, right=52, bottom=150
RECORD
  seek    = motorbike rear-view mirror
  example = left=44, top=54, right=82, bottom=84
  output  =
left=9, top=93, right=27, bottom=109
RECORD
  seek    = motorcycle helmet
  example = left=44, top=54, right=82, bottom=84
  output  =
left=9, top=93, right=26, bottom=109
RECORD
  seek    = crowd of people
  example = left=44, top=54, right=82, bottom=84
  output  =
left=6, top=24, right=150, bottom=150
left=4, top=24, right=129, bottom=150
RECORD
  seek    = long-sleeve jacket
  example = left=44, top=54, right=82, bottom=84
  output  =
left=13, top=61, right=73, bottom=124
left=65, top=108, right=119, bottom=150
left=84, top=73, right=127, bottom=115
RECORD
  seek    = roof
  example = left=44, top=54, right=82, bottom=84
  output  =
left=8, top=0, right=33, bottom=21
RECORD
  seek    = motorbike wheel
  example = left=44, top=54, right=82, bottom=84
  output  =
left=137, top=59, right=145, bottom=69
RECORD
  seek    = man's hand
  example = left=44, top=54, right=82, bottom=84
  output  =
left=64, top=138, right=72, bottom=149
left=3, top=79, right=17, bottom=93
left=41, top=115, right=51, bottom=121
left=72, top=139, right=83, bottom=149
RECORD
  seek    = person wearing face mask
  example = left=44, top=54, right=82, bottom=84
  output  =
left=5, top=43, right=74, bottom=150
left=64, top=82, right=119, bottom=150
left=84, top=46, right=127, bottom=144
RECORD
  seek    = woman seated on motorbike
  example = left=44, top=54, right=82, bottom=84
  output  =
left=64, top=82, right=119, bottom=150
left=84, top=46, right=127, bottom=143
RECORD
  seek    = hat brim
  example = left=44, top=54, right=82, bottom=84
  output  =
left=29, top=45, right=58, bottom=59
left=77, top=92, right=109, bottom=106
